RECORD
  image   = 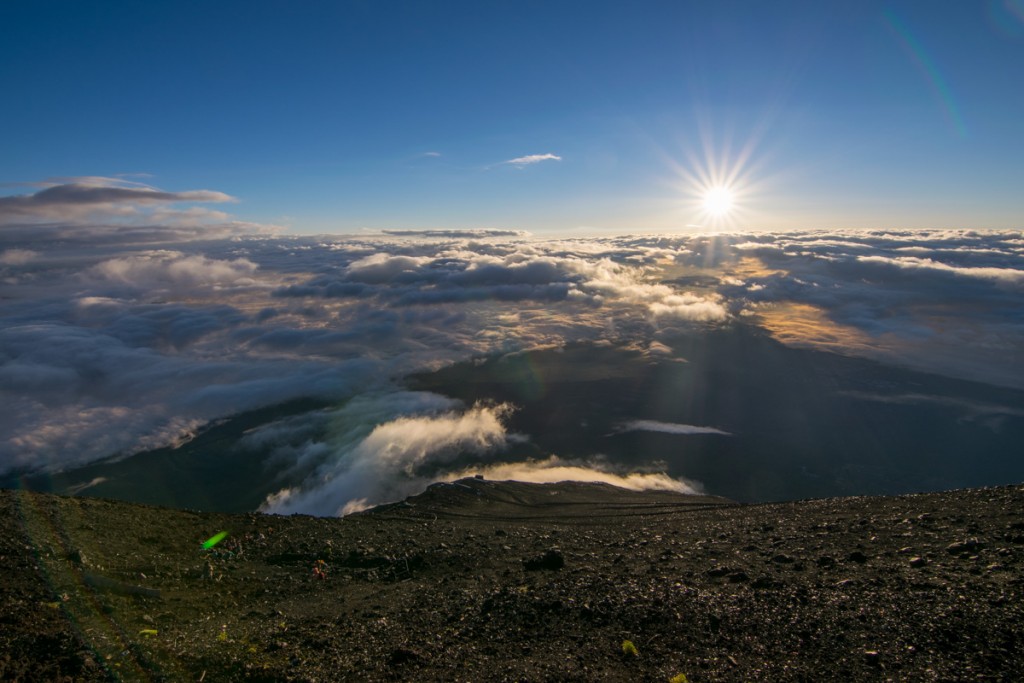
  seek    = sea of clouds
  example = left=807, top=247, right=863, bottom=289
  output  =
left=1, top=178, right=1021, bottom=514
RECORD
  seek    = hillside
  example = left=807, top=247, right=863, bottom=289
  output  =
left=2, top=480, right=1022, bottom=681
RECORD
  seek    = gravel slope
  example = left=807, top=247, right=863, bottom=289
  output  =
left=2, top=479, right=1022, bottom=681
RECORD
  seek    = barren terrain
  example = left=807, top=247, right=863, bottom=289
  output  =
left=2, top=479, right=1022, bottom=681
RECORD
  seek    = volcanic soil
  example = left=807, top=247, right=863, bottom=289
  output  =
left=2, top=478, right=1022, bottom=681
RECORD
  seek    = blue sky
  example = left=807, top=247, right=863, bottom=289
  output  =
left=2, top=0, right=1023, bottom=233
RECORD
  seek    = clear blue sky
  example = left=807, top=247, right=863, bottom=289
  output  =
left=2, top=0, right=1022, bottom=233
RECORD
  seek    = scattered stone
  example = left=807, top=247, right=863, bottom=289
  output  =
left=4, top=481, right=1022, bottom=681
left=388, top=647, right=424, bottom=666
left=946, top=539, right=984, bottom=555
left=523, top=549, right=564, bottom=571
left=846, top=550, right=868, bottom=564
left=772, top=553, right=794, bottom=564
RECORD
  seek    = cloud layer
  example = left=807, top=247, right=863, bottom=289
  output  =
left=2, top=182, right=1021, bottom=511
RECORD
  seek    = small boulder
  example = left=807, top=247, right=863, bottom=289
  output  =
left=946, top=539, right=984, bottom=555
left=524, top=549, right=564, bottom=571
left=846, top=550, right=868, bottom=564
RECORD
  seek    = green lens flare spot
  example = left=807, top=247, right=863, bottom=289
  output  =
left=202, top=531, right=228, bottom=550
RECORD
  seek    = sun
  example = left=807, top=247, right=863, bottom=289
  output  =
left=703, top=186, right=734, bottom=217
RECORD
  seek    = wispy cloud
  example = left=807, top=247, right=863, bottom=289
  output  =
left=503, top=153, right=562, bottom=167
left=381, top=229, right=530, bottom=238
left=617, top=420, right=732, bottom=436
left=0, top=177, right=235, bottom=225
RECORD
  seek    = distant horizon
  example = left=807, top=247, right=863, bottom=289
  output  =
left=1, top=174, right=1019, bottom=238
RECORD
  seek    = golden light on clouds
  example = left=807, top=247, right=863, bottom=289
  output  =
left=754, top=302, right=881, bottom=356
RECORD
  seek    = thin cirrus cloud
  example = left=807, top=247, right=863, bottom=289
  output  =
left=502, top=153, right=562, bottom=167
left=617, top=420, right=733, bottom=436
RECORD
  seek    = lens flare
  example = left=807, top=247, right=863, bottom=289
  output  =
left=202, top=531, right=228, bottom=550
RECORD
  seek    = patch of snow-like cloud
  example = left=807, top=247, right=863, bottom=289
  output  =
left=443, top=457, right=701, bottom=495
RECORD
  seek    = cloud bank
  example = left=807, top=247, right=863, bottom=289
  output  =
left=2, top=180, right=1021, bottom=511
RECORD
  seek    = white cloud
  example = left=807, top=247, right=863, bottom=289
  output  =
left=503, top=153, right=562, bottom=166
left=444, top=457, right=701, bottom=494
left=856, top=254, right=1024, bottom=284
left=260, top=396, right=514, bottom=516
left=617, top=420, right=732, bottom=436
left=89, top=251, right=260, bottom=294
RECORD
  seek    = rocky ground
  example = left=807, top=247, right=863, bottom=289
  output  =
left=2, top=478, right=1022, bottom=681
